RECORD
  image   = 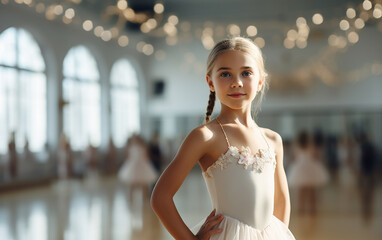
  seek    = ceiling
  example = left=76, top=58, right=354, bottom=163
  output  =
left=78, top=0, right=362, bottom=28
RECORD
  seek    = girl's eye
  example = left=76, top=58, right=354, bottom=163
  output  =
left=242, top=71, right=252, bottom=77
left=220, top=72, right=231, bottom=77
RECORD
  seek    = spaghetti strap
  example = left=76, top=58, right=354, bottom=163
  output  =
left=216, top=118, right=230, bottom=148
left=257, top=127, right=271, bottom=150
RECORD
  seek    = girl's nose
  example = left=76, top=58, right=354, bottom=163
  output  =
left=231, top=76, right=243, bottom=88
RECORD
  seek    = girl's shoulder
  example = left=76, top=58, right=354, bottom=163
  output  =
left=260, top=127, right=283, bottom=148
left=188, top=120, right=220, bottom=142
left=183, top=120, right=224, bottom=151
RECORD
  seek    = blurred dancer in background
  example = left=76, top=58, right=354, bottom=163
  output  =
left=288, top=130, right=329, bottom=215
left=119, top=134, right=158, bottom=202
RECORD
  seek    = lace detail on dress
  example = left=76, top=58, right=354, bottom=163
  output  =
left=204, top=146, right=276, bottom=178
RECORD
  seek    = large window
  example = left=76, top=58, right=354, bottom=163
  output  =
left=110, top=59, right=140, bottom=148
left=0, top=27, right=46, bottom=154
left=63, top=46, right=100, bottom=150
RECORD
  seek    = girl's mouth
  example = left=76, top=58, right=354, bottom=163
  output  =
left=228, top=93, right=246, bottom=98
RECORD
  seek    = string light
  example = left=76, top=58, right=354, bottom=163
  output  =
left=354, top=18, right=365, bottom=29
left=118, top=35, right=129, bottom=47
left=168, top=15, right=179, bottom=25
left=362, top=0, right=372, bottom=11
left=227, top=24, right=240, bottom=36
left=142, top=44, right=154, bottom=55
left=154, top=2, right=164, bottom=14
left=348, top=31, right=359, bottom=43
left=246, top=25, right=257, bottom=37
left=296, top=17, right=307, bottom=28
left=3, top=0, right=381, bottom=59
left=339, top=19, right=350, bottom=31
left=373, top=7, right=382, bottom=18
left=117, top=0, right=127, bottom=10
left=54, top=5, right=63, bottom=16
left=312, top=13, right=324, bottom=25
left=101, top=30, right=112, bottom=41
left=62, top=16, right=72, bottom=24
left=254, top=37, right=265, bottom=48
left=83, top=20, right=93, bottom=31
left=284, top=38, right=295, bottom=49
left=65, top=8, right=75, bottom=19
left=94, top=26, right=104, bottom=37
left=346, top=8, right=356, bottom=19
left=287, top=29, right=298, bottom=40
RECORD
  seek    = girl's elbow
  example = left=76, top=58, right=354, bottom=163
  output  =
left=150, top=190, right=161, bottom=211
left=150, top=189, right=169, bottom=212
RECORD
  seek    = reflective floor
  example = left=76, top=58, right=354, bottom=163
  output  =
left=0, top=171, right=381, bottom=240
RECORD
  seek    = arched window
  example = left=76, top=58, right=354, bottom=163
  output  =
left=0, top=27, right=46, bottom=154
left=63, top=46, right=100, bottom=150
left=110, top=59, right=140, bottom=147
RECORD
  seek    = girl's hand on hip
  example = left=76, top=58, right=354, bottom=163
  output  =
left=195, top=209, right=224, bottom=240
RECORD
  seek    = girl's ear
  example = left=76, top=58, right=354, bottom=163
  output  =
left=206, top=75, right=215, bottom=92
left=257, top=76, right=265, bottom=92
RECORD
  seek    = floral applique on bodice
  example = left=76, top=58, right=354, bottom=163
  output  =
left=203, top=118, right=277, bottom=178
left=204, top=145, right=276, bottom=178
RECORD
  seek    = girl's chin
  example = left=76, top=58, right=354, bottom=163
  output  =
left=222, top=102, right=252, bottom=110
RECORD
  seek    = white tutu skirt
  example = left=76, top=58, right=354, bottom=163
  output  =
left=288, top=159, right=329, bottom=188
left=192, top=215, right=295, bottom=240
left=118, top=157, right=158, bottom=185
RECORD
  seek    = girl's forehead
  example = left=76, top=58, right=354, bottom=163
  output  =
left=213, top=50, right=258, bottom=69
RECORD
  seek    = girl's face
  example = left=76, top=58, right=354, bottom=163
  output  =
left=206, top=50, right=264, bottom=110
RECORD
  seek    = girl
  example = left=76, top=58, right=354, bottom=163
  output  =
left=151, top=37, right=295, bottom=239
left=118, top=134, right=158, bottom=201
left=288, top=131, right=328, bottom=215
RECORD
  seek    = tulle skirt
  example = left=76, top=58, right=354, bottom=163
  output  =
left=118, top=157, right=158, bottom=185
left=288, top=159, right=329, bottom=188
left=192, top=215, right=295, bottom=240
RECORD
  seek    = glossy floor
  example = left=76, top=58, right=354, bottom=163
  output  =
left=0, top=171, right=381, bottom=240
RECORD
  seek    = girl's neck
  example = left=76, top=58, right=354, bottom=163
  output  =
left=218, top=105, right=256, bottom=127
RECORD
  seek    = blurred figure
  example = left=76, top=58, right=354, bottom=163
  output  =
left=58, top=133, right=73, bottom=179
left=337, top=135, right=357, bottom=212
left=118, top=134, right=158, bottom=202
left=23, top=137, right=34, bottom=162
left=104, top=138, right=117, bottom=174
left=282, top=139, right=294, bottom=172
left=148, top=132, right=162, bottom=173
left=84, top=141, right=99, bottom=174
left=288, top=130, right=329, bottom=215
left=326, top=135, right=339, bottom=182
left=8, top=131, right=17, bottom=179
left=358, top=132, right=377, bottom=224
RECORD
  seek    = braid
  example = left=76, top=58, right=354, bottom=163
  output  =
left=205, top=91, right=216, bottom=123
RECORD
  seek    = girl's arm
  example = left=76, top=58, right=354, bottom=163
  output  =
left=272, top=132, right=291, bottom=226
left=151, top=127, right=222, bottom=240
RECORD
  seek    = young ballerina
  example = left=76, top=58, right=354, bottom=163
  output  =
left=151, top=37, right=295, bottom=239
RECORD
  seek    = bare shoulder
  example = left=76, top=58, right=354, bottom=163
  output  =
left=184, top=121, right=219, bottom=149
left=260, top=128, right=283, bottom=149
left=187, top=124, right=214, bottom=144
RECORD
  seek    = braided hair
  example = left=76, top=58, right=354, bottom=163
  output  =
left=204, top=91, right=216, bottom=123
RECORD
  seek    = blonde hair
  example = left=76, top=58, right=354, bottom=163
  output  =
left=204, top=37, right=268, bottom=123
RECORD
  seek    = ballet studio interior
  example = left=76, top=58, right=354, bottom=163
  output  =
left=0, top=0, right=382, bottom=239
